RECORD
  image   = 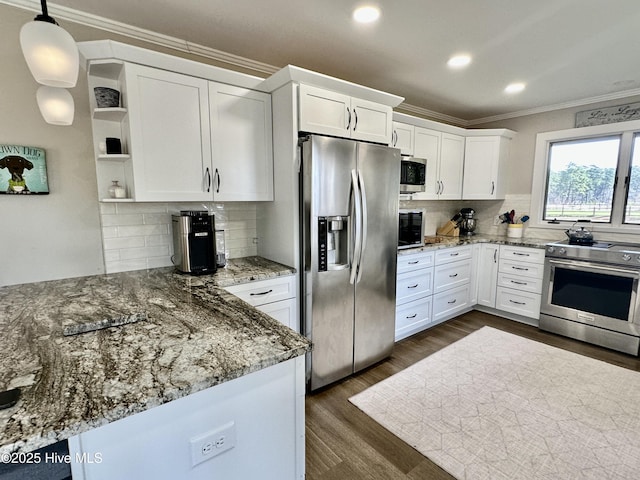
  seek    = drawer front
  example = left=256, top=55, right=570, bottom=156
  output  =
left=257, top=298, right=297, bottom=331
left=496, top=287, right=541, bottom=319
left=396, top=267, right=434, bottom=305
left=497, top=272, right=543, bottom=294
left=499, top=245, right=545, bottom=265
left=395, top=296, right=432, bottom=341
left=433, top=284, right=470, bottom=322
left=434, top=245, right=472, bottom=265
left=397, top=251, right=435, bottom=274
left=224, top=275, right=296, bottom=307
left=433, top=260, right=471, bottom=294
left=498, top=258, right=544, bottom=280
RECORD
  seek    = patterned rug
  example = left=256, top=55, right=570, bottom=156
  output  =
left=349, top=327, right=640, bottom=480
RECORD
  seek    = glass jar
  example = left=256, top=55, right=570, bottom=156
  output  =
left=108, top=180, right=126, bottom=199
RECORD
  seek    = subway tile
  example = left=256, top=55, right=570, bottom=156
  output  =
left=102, top=226, right=118, bottom=239
left=99, top=203, right=117, bottom=214
left=105, top=259, right=147, bottom=274
left=119, top=245, right=169, bottom=261
left=143, top=213, right=171, bottom=225
left=115, top=203, right=169, bottom=214
left=117, top=224, right=168, bottom=237
left=145, top=235, right=172, bottom=247
left=147, top=256, right=174, bottom=269
left=103, top=236, right=146, bottom=251
left=101, top=213, right=144, bottom=227
left=103, top=250, right=120, bottom=262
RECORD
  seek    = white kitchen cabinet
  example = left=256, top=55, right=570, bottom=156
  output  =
left=476, top=243, right=499, bottom=308
left=298, top=84, right=392, bottom=144
left=395, top=250, right=434, bottom=341
left=209, top=83, right=274, bottom=201
left=462, top=135, right=511, bottom=200
left=224, top=276, right=298, bottom=331
left=88, top=61, right=274, bottom=202
left=125, top=62, right=213, bottom=202
left=431, top=246, right=473, bottom=322
left=412, top=128, right=464, bottom=200
left=392, top=121, right=414, bottom=155
left=495, top=245, right=544, bottom=320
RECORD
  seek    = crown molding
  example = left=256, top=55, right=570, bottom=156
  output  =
left=5, top=0, right=640, bottom=127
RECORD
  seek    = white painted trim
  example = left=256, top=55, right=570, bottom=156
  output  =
left=5, top=0, right=640, bottom=126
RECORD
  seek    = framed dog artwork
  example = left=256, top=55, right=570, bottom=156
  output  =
left=0, top=145, right=49, bottom=194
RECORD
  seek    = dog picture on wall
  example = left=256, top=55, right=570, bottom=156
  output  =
left=0, top=145, right=49, bottom=194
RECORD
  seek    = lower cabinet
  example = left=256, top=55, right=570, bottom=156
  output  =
left=224, top=276, right=298, bottom=332
left=395, top=251, right=434, bottom=341
left=395, top=243, right=547, bottom=342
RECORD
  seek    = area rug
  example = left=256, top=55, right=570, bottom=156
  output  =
left=349, top=327, right=640, bottom=480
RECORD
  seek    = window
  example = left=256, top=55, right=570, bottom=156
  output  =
left=533, top=120, right=640, bottom=231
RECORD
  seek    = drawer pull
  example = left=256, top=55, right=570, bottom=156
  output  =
left=450, top=252, right=459, bottom=257
left=512, top=266, right=529, bottom=271
left=250, top=289, right=273, bottom=296
left=407, top=284, right=419, bottom=289
left=513, top=252, right=530, bottom=256
left=511, top=280, right=528, bottom=285
left=509, top=299, right=526, bottom=305
left=408, top=260, right=420, bottom=264
left=406, top=314, right=417, bottom=319
left=448, top=299, right=457, bottom=304
left=449, top=273, right=458, bottom=278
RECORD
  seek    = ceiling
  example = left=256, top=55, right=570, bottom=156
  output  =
left=14, top=0, right=640, bottom=124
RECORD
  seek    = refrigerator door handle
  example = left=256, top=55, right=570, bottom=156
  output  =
left=356, top=169, right=367, bottom=284
left=349, top=169, right=362, bottom=285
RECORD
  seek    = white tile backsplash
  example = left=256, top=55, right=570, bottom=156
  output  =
left=99, top=202, right=258, bottom=273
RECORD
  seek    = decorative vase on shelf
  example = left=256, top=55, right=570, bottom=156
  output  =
left=108, top=180, right=126, bottom=199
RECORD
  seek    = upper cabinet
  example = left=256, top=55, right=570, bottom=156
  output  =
left=209, top=83, right=273, bottom=201
left=86, top=58, right=273, bottom=202
left=463, top=134, right=512, bottom=200
left=391, top=121, right=414, bottom=155
left=125, top=63, right=212, bottom=202
left=299, top=84, right=392, bottom=144
left=412, top=128, right=465, bottom=200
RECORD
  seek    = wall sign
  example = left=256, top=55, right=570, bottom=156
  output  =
left=576, top=102, right=640, bottom=127
left=0, top=145, right=49, bottom=194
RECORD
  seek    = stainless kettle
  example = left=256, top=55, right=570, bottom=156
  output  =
left=565, top=223, right=594, bottom=244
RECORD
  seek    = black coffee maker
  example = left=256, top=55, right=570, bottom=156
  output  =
left=171, top=211, right=217, bottom=274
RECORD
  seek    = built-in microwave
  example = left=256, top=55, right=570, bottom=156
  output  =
left=400, top=157, right=426, bottom=194
left=398, top=209, right=425, bottom=249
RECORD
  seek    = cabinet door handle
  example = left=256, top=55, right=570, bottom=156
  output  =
left=406, top=313, right=417, bottom=319
left=215, top=168, right=221, bottom=193
left=491, top=181, right=495, bottom=195
left=449, top=273, right=458, bottom=278
left=493, top=250, right=497, bottom=263
left=408, top=260, right=420, bottom=265
left=512, top=266, right=529, bottom=271
left=450, top=252, right=459, bottom=257
left=250, top=289, right=273, bottom=296
left=346, top=107, right=351, bottom=130
left=392, top=130, right=397, bottom=146
left=448, top=299, right=457, bottom=304
left=440, top=181, right=444, bottom=194
left=510, top=280, right=528, bottom=285
left=509, top=299, right=526, bottom=305
left=205, top=167, right=211, bottom=192
left=353, top=109, right=358, bottom=131
left=407, top=284, right=419, bottom=289
left=513, top=252, right=530, bottom=256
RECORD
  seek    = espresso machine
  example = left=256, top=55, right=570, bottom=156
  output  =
left=459, top=208, right=477, bottom=235
left=171, top=211, right=217, bottom=274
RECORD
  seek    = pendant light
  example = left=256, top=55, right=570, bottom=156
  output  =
left=36, top=86, right=74, bottom=125
left=19, top=0, right=79, bottom=88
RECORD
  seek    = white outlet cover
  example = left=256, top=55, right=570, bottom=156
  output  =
left=190, top=421, right=236, bottom=467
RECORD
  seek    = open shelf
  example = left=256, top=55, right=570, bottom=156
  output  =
left=93, top=107, right=127, bottom=121
left=100, top=198, right=134, bottom=203
left=97, top=154, right=130, bottom=162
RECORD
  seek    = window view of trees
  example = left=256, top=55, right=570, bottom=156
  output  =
left=624, top=135, right=640, bottom=224
left=544, top=137, right=620, bottom=222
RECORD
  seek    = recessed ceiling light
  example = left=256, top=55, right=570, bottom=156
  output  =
left=447, top=54, right=471, bottom=69
left=353, top=6, right=380, bottom=23
left=505, top=82, right=526, bottom=94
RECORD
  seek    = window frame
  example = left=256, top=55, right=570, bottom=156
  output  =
left=531, top=119, right=640, bottom=234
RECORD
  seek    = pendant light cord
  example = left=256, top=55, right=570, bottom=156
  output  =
left=34, top=0, right=57, bottom=24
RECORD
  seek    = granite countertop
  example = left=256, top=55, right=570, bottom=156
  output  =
left=398, top=233, right=559, bottom=255
left=0, top=257, right=310, bottom=455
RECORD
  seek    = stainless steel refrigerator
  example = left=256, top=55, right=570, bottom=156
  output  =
left=300, top=135, right=401, bottom=391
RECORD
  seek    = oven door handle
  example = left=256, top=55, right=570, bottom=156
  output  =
left=547, top=258, right=640, bottom=278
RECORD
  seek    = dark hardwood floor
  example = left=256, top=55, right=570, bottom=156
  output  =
left=305, top=311, right=640, bottom=479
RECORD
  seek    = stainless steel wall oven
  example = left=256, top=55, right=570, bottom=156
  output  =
left=540, top=240, right=640, bottom=355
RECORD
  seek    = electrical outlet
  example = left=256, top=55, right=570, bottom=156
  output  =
left=190, top=421, right=236, bottom=467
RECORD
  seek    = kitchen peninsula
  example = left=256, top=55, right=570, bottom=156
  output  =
left=0, top=257, right=309, bottom=479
